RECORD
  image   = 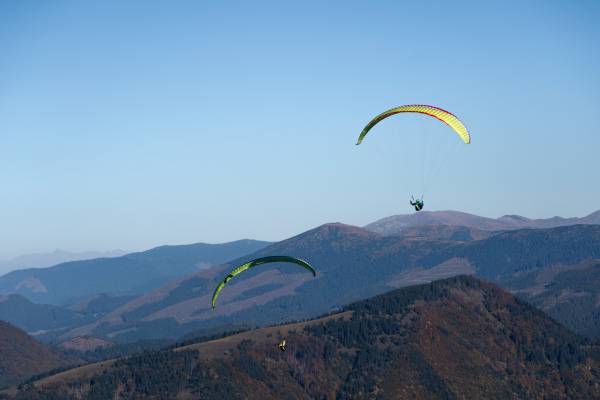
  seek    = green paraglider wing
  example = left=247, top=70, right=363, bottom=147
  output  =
left=356, top=104, right=470, bottom=145
left=212, top=256, right=316, bottom=308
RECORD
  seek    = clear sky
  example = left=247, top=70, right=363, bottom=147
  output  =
left=1, top=0, right=599, bottom=261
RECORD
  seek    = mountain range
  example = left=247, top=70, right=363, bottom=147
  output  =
left=1, top=209, right=600, bottom=395
left=1, top=210, right=599, bottom=346
left=35, top=221, right=600, bottom=344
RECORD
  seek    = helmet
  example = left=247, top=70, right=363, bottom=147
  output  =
left=416, top=199, right=420, bottom=203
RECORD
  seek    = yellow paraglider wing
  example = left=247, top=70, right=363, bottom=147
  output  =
left=356, top=105, right=470, bottom=145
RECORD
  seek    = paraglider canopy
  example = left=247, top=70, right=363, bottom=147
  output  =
left=356, top=105, right=470, bottom=145
left=211, top=256, right=316, bottom=308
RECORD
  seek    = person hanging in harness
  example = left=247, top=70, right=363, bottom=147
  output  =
left=278, top=338, right=286, bottom=352
left=410, top=198, right=424, bottom=212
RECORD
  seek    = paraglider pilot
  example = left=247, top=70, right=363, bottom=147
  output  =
left=278, top=339, right=286, bottom=352
left=410, top=199, right=424, bottom=212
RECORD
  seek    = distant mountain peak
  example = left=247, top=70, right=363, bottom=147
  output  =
left=499, top=214, right=533, bottom=222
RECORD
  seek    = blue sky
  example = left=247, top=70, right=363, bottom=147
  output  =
left=1, top=1, right=598, bottom=260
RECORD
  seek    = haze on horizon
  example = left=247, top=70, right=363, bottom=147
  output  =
left=1, top=1, right=598, bottom=261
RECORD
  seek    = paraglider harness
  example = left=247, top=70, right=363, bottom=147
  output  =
left=278, top=338, right=286, bottom=352
left=410, top=196, right=424, bottom=212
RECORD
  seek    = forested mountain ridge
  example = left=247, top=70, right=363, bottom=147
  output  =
left=5, top=276, right=600, bottom=399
